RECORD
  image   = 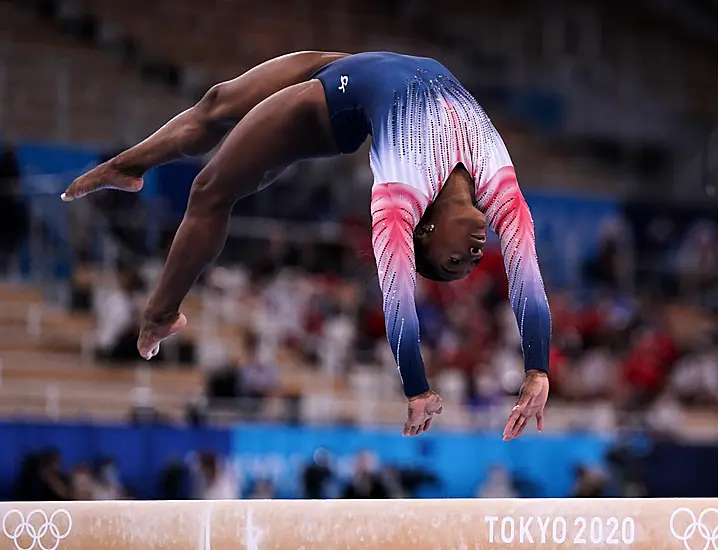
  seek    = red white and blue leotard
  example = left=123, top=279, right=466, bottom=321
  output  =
left=313, top=52, right=551, bottom=397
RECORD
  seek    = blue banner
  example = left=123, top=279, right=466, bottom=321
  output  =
left=231, top=424, right=612, bottom=498
left=524, top=192, right=620, bottom=287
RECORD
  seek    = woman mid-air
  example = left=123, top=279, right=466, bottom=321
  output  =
left=62, top=51, right=551, bottom=439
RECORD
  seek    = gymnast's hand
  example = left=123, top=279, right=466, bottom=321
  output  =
left=61, top=161, right=144, bottom=202
left=137, top=311, right=188, bottom=360
left=403, top=390, right=443, bottom=437
left=503, top=370, right=549, bottom=441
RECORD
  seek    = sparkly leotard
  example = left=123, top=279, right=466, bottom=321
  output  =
left=313, top=52, right=551, bottom=397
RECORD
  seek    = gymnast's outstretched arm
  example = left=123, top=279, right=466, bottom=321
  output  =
left=370, top=183, right=444, bottom=436
left=477, top=166, right=551, bottom=440
left=61, top=51, right=348, bottom=201
left=479, top=167, right=551, bottom=374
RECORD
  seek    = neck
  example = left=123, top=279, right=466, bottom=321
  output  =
left=436, top=168, right=476, bottom=210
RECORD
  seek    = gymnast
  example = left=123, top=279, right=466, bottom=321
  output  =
left=62, top=51, right=551, bottom=439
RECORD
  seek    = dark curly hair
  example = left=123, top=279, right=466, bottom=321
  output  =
left=412, top=202, right=450, bottom=282
left=414, top=234, right=446, bottom=281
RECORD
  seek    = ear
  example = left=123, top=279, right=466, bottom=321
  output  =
left=413, top=223, right=435, bottom=240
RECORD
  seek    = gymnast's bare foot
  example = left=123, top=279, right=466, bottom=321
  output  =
left=61, top=161, right=144, bottom=201
left=137, top=312, right=188, bottom=360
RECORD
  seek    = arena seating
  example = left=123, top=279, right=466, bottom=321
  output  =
left=436, top=0, right=718, bottom=123
left=69, top=0, right=718, bottom=130
left=1, top=0, right=637, bottom=193
left=0, top=282, right=203, bottom=421
left=2, top=1, right=716, bottom=433
left=0, top=279, right=364, bottom=425
left=0, top=2, right=189, bottom=145
left=72, top=0, right=431, bottom=80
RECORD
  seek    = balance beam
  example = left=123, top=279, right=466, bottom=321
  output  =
left=1, top=499, right=716, bottom=550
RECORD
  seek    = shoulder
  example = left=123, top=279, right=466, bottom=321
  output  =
left=371, top=182, right=431, bottom=223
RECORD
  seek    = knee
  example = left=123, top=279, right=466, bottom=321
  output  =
left=194, top=83, right=230, bottom=125
left=187, top=167, right=234, bottom=216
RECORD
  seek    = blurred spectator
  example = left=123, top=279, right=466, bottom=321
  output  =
left=565, top=348, right=619, bottom=401
left=669, top=344, right=718, bottom=406
left=239, top=332, right=279, bottom=407
left=190, top=452, right=239, bottom=500
left=248, top=479, right=276, bottom=499
left=584, top=218, right=634, bottom=293
left=70, top=464, right=95, bottom=500
left=69, top=263, right=95, bottom=312
left=159, top=460, right=187, bottom=500
left=206, top=358, right=243, bottom=406
left=476, top=465, right=517, bottom=498
left=12, top=453, right=41, bottom=500
left=37, top=450, right=71, bottom=500
left=0, top=141, right=28, bottom=276
left=92, top=457, right=127, bottom=500
left=302, top=448, right=334, bottom=499
left=317, top=308, right=355, bottom=381
left=391, top=465, right=439, bottom=498
left=645, top=392, right=684, bottom=438
left=342, top=451, right=391, bottom=499
left=676, top=221, right=718, bottom=304
left=621, top=328, right=678, bottom=403
left=258, top=268, right=314, bottom=351
left=571, top=466, right=608, bottom=498
left=605, top=441, right=648, bottom=498
left=94, top=263, right=146, bottom=362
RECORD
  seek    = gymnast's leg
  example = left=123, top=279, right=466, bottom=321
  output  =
left=61, top=51, right=348, bottom=201
left=136, top=80, right=339, bottom=358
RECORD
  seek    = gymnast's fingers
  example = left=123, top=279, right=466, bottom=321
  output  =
left=503, top=406, right=522, bottom=440
left=422, top=417, right=432, bottom=433
left=402, top=420, right=412, bottom=437
left=536, top=409, right=544, bottom=432
left=512, top=416, right=529, bottom=439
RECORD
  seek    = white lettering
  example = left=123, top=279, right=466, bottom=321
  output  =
left=590, top=517, right=603, bottom=544
left=622, top=517, right=635, bottom=544
left=536, top=516, right=550, bottom=544
left=553, top=517, right=567, bottom=543
left=573, top=517, right=586, bottom=544
left=501, top=517, right=515, bottom=543
left=605, top=517, right=619, bottom=544
left=519, top=517, right=534, bottom=543
left=484, top=515, right=636, bottom=545
left=484, top=516, right=498, bottom=543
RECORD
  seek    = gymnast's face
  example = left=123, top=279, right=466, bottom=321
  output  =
left=414, top=208, right=488, bottom=282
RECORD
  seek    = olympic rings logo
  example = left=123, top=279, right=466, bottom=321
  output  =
left=2, top=510, right=72, bottom=550
left=670, top=508, right=718, bottom=550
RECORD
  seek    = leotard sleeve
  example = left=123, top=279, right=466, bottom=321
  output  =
left=370, top=182, right=431, bottom=398
left=478, top=166, right=552, bottom=373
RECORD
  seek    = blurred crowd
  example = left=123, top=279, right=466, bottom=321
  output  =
left=9, top=447, right=437, bottom=501
left=13, top=450, right=127, bottom=501
left=71, top=222, right=718, bottom=424
left=10, top=443, right=644, bottom=502
left=2, top=133, right=717, bottom=427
